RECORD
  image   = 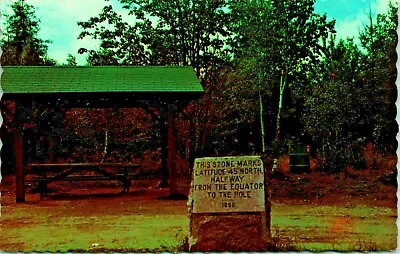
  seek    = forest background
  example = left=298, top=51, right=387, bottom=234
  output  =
left=0, top=0, right=398, bottom=178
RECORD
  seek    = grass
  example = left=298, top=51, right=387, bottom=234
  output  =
left=1, top=211, right=189, bottom=252
left=1, top=164, right=397, bottom=253
left=0, top=199, right=396, bottom=252
left=271, top=203, right=397, bottom=251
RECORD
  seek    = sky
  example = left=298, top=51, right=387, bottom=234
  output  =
left=0, top=0, right=396, bottom=65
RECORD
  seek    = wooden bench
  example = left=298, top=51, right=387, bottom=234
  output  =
left=25, top=163, right=140, bottom=199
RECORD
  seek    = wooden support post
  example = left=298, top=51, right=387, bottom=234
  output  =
left=14, top=129, right=25, bottom=202
left=14, top=99, right=31, bottom=203
left=167, top=110, right=178, bottom=196
left=123, top=167, right=131, bottom=192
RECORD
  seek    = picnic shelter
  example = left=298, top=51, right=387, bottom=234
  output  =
left=1, top=66, right=203, bottom=202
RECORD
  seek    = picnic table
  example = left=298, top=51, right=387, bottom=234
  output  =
left=25, top=162, right=140, bottom=198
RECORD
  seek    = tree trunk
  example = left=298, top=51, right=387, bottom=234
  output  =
left=259, top=91, right=266, bottom=153
left=101, top=110, right=109, bottom=163
left=187, top=117, right=197, bottom=173
left=104, top=126, right=109, bottom=153
left=188, top=104, right=201, bottom=170
left=272, top=71, right=286, bottom=171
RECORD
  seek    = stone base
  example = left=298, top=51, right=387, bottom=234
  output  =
left=189, top=212, right=271, bottom=252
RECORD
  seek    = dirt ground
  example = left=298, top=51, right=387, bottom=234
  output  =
left=0, top=167, right=397, bottom=252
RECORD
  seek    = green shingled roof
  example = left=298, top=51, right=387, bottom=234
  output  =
left=1, top=66, right=203, bottom=94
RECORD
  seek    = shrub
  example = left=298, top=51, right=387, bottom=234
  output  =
left=313, top=138, right=366, bottom=173
left=363, top=143, right=397, bottom=171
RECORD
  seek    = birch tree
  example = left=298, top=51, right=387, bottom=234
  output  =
left=229, top=0, right=335, bottom=165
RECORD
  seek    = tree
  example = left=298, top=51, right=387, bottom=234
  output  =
left=66, top=54, right=78, bottom=66
left=76, top=0, right=233, bottom=179
left=1, top=1, right=56, bottom=173
left=77, top=4, right=148, bottom=65
left=77, top=0, right=231, bottom=77
left=358, top=2, right=398, bottom=151
left=303, top=37, right=366, bottom=171
left=0, top=1, right=55, bottom=65
left=228, top=0, right=335, bottom=162
left=303, top=1, right=398, bottom=171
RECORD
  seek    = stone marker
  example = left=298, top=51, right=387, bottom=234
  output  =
left=187, top=156, right=271, bottom=252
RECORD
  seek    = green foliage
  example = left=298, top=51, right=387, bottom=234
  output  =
left=65, top=54, right=78, bottom=66
left=120, top=0, right=231, bottom=71
left=227, top=0, right=336, bottom=153
left=231, top=0, right=335, bottom=77
left=1, top=0, right=393, bottom=173
left=303, top=38, right=365, bottom=171
left=303, top=3, right=397, bottom=171
left=77, top=0, right=231, bottom=74
left=358, top=2, right=398, bottom=151
left=77, top=4, right=147, bottom=65
left=0, top=1, right=55, bottom=65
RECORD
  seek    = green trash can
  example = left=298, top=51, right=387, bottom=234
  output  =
left=289, top=144, right=310, bottom=173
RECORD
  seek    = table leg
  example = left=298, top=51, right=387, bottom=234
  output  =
left=122, top=168, right=129, bottom=192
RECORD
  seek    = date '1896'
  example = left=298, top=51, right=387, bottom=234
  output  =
left=222, top=201, right=235, bottom=208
